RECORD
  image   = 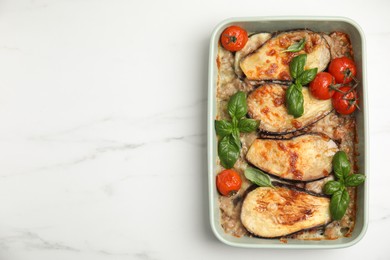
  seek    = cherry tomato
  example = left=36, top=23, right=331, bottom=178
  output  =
left=332, top=86, right=358, bottom=115
left=328, top=57, right=357, bottom=84
left=216, top=169, right=242, bottom=196
left=220, top=26, right=248, bottom=52
left=309, top=72, right=336, bottom=100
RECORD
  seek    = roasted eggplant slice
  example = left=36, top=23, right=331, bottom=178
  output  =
left=234, top=33, right=272, bottom=78
left=240, top=30, right=330, bottom=81
left=241, top=186, right=331, bottom=238
left=246, top=134, right=338, bottom=181
left=247, top=83, right=332, bottom=134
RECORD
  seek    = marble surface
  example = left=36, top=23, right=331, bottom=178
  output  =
left=0, top=0, right=388, bottom=259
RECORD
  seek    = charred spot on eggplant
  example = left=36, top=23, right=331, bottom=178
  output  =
left=240, top=186, right=331, bottom=238
left=240, top=30, right=330, bottom=81
left=247, top=83, right=333, bottom=134
left=246, top=134, right=338, bottom=182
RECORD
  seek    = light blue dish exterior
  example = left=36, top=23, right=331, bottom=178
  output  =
left=207, top=16, right=369, bottom=249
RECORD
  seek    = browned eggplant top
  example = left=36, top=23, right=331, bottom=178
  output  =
left=247, top=83, right=333, bottom=134
left=240, top=186, right=331, bottom=238
left=240, top=30, right=330, bottom=81
left=246, top=134, right=338, bottom=182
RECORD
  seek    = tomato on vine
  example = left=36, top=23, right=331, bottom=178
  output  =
left=328, top=57, right=357, bottom=84
left=309, top=72, right=336, bottom=100
left=332, top=86, right=358, bottom=115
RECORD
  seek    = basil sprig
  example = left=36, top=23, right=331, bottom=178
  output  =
left=286, top=54, right=318, bottom=118
left=323, top=151, right=366, bottom=220
left=215, top=91, right=259, bottom=169
left=282, top=38, right=306, bottom=53
left=244, top=166, right=274, bottom=188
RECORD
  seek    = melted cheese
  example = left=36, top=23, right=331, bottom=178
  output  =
left=241, top=187, right=331, bottom=238
left=240, top=30, right=330, bottom=81
left=246, top=134, right=338, bottom=181
left=247, top=84, right=332, bottom=133
left=234, top=33, right=272, bottom=78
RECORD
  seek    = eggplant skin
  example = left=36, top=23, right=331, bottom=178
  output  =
left=246, top=134, right=338, bottom=182
left=241, top=186, right=331, bottom=238
left=247, top=83, right=332, bottom=134
left=240, top=30, right=330, bottom=81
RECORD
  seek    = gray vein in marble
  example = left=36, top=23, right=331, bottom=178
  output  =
left=47, top=132, right=205, bottom=166
left=29, top=116, right=115, bottom=140
left=371, top=213, right=390, bottom=223
left=88, top=249, right=157, bottom=258
left=2, top=231, right=81, bottom=252
left=163, top=133, right=206, bottom=146
left=17, top=142, right=145, bottom=173
left=0, top=45, right=22, bottom=52
left=370, top=204, right=390, bottom=222
left=6, top=132, right=205, bottom=178
left=29, top=97, right=206, bottom=141
left=5, top=97, right=208, bottom=177
left=134, top=251, right=158, bottom=260
left=96, top=249, right=130, bottom=256
left=0, top=1, right=50, bottom=15
left=99, top=173, right=164, bottom=197
left=0, top=141, right=142, bottom=178
left=26, top=232, right=79, bottom=252
left=378, top=215, right=390, bottom=221
left=0, top=230, right=156, bottom=256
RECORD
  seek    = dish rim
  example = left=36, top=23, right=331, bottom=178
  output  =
left=207, top=16, right=369, bottom=249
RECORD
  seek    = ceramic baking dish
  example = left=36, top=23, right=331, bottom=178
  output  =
left=207, top=16, right=368, bottom=249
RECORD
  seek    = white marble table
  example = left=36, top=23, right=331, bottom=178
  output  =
left=0, top=0, right=388, bottom=259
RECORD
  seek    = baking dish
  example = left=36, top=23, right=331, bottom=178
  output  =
left=207, top=16, right=368, bottom=249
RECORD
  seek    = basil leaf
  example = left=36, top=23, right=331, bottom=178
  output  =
left=215, top=120, right=233, bottom=137
left=295, top=83, right=302, bottom=91
left=228, top=91, right=247, bottom=119
left=332, top=151, right=351, bottom=182
left=345, top=174, right=366, bottom=187
left=286, top=83, right=304, bottom=118
left=282, top=38, right=306, bottom=53
left=232, top=116, right=238, bottom=129
left=296, top=68, right=318, bottom=85
left=218, top=134, right=240, bottom=169
left=289, top=54, right=307, bottom=80
left=323, top=181, right=343, bottom=195
left=237, top=118, right=259, bottom=133
left=244, top=167, right=274, bottom=188
left=330, top=188, right=350, bottom=220
left=231, top=127, right=241, bottom=149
